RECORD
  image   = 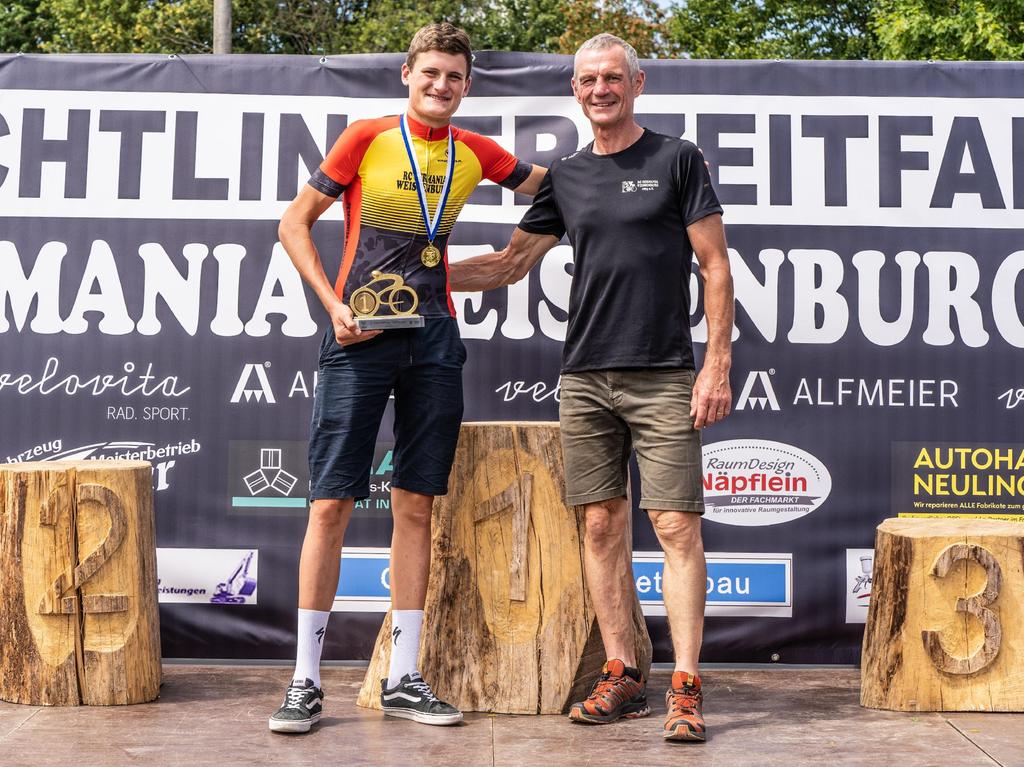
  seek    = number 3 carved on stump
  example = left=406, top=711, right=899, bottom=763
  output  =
left=921, top=543, right=1003, bottom=675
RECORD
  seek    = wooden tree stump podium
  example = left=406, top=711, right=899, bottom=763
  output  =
left=356, top=422, right=652, bottom=714
left=861, top=518, right=1024, bottom=711
left=0, top=461, right=161, bottom=706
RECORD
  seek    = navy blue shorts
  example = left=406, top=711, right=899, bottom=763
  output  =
left=308, top=317, right=466, bottom=502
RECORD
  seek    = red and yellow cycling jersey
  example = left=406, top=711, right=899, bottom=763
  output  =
left=310, top=113, right=530, bottom=317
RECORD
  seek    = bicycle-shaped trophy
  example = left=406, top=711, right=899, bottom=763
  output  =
left=349, top=270, right=425, bottom=330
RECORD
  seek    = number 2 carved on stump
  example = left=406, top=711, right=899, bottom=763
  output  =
left=921, top=543, right=1002, bottom=675
left=38, top=483, right=130, bottom=616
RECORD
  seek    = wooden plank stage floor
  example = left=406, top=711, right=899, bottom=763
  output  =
left=1, top=666, right=1021, bottom=766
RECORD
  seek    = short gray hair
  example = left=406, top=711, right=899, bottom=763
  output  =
left=573, top=33, right=640, bottom=82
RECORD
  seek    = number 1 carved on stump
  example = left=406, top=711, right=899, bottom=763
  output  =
left=921, top=543, right=1003, bottom=675
left=38, top=483, right=130, bottom=616
left=474, top=473, right=533, bottom=602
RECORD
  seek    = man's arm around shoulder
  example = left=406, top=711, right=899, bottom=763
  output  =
left=449, top=227, right=559, bottom=293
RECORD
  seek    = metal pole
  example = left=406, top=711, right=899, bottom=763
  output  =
left=213, top=0, right=232, bottom=54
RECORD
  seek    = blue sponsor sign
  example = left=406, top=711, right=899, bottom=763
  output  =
left=333, top=547, right=391, bottom=612
left=331, top=547, right=791, bottom=617
left=633, top=552, right=793, bottom=618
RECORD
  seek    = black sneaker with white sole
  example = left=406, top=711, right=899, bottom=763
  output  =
left=380, top=672, right=463, bottom=725
left=268, top=678, right=324, bottom=733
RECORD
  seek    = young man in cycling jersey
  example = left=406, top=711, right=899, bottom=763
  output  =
left=269, top=22, right=544, bottom=733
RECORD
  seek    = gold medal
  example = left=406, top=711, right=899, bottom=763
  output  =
left=401, top=115, right=454, bottom=272
left=421, top=243, right=441, bottom=268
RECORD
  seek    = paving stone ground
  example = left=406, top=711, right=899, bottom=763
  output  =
left=1, top=665, right=1021, bottom=766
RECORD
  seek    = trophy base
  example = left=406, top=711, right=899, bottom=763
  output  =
left=356, top=315, right=425, bottom=330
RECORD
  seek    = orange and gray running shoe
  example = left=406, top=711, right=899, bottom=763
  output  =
left=663, top=671, right=705, bottom=742
left=568, top=659, right=650, bottom=724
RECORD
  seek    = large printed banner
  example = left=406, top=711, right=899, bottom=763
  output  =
left=1, top=53, right=1022, bottom=663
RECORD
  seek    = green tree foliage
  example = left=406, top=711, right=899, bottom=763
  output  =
left=337, top=0, right=460, bottom=53
left=766, top=0, right=875, bottom=58
left=872, top=0, right=1024, bottom=60
left=5, top=0, right=1022, bottom=60
left=37, top=0, right=364, bottom=54
left=133, top=0, right=286, bottom=54
left=38, top=0, right=142, bottom=52
left=466, top=0, right=566, bottom=53
left=665, top=0, right=875, bottom=59
left=134, top=0, right=218, bottom=53
left=322, top=0, right=568, bottom=55
left=21, top=0, right=568, bottom=56
left=557, top=0, right=666, bottom=56
left=664, top=0, right=763, bottom=58
left=0, top=0, right=51, bottom=52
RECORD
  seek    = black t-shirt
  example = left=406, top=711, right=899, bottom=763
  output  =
left=519, top=130, right=722, bottom=373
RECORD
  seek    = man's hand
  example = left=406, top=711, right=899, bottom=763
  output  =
left=691, top=364, right=731, bottom=429
left=330, top=302, right=381, bottom=346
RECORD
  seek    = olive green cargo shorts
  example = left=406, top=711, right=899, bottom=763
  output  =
left=559, top=369, right=704, bottom=512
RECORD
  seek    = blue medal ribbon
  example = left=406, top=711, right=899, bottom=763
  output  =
left=400, top=114, right=455, bottom=244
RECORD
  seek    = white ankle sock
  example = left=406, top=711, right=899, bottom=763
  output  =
left=293, top=608, right=330, bottom=687
left=386, top=609, right=424, bottom=688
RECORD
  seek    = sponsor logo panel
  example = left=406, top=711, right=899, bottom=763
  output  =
left=227, top=440, right=395, bottom=515
left=0, top=357, right=190, bottom=399
left=331, top=548, right=792, bottom=617
left=5, top=437, right=201, bottom=492
left=157, top=548, right=258, bottom=605
left=333, top=547, right=391, bottom=612
left=42, top=438, right=201, bottom=462
left=735, top=369, right=959, bottom=411
left=229, top=362, right=321, bottom=405
left=891, top=441, right=1024, bottom=522
left=0, top=358, right=193, bottom=420
left=845, top=548, right=873, bottom=624
left=231, top=362, right=277, bottom=403
left=229, top=441, right=308, bottom=512
left=634, top=552, right=793, bottom=618
left=736, top=369, right=781, bottom=411
left=702, top=439, right=832, bottom=526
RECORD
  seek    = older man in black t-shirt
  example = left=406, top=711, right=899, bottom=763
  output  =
left=450, top=33, right=733, bottom=743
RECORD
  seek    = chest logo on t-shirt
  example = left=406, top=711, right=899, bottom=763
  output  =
left=621, top=179, right=660, bottom=193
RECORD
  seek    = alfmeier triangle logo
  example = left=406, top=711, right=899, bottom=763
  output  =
left=736, top=370, right=781, bottom=411
left=702, top=439, right=832, bottom=526
left=230, top=363, right=275, bottom=403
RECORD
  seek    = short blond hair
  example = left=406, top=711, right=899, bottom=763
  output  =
left=407, top=22, right=473, bottom=76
